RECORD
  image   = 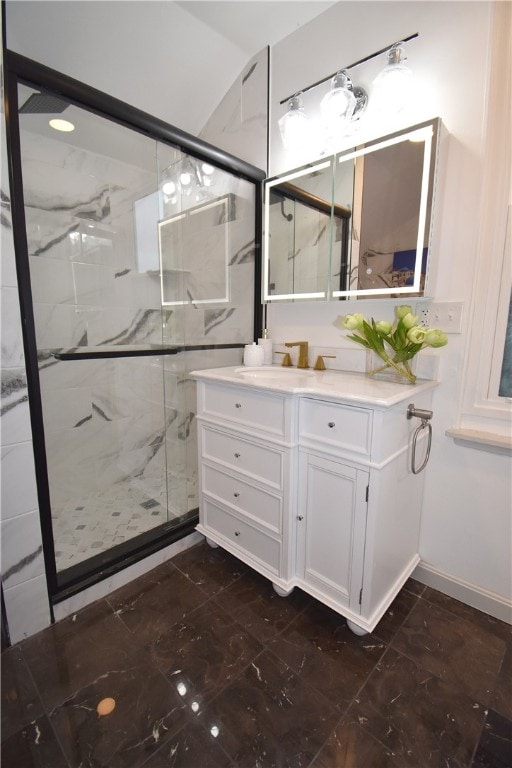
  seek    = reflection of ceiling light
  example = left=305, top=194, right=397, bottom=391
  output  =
left=201, top=163, right=214, bottom=175
left=49, top=118, right=75, bottom=132
left=180, top=171, right=192, bottom=186
left=162, top=181, right=176, bottom=196
left=210, top=725, right=220, bottom=738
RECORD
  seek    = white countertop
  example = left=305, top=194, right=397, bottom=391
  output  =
left=190, top=365, right=438, bottom=408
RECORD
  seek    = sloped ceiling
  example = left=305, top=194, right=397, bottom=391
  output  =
left=5, top=0, right=335, bottom=136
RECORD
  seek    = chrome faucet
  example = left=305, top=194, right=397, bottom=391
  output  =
left=284, top=341, right=309, bottom=369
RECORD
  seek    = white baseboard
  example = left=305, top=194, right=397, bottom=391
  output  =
left=413, top=561, right=512, bottom=625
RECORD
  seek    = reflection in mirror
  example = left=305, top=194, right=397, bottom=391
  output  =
left=159, top=195, right=233, bottom=305
left=334, top=122, right=437, bottom=297
left=263, top=160, right=334, bottom=301
left=263, top=118, right=440, bottom=302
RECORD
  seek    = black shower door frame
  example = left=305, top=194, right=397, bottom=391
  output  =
left=3, top=48, right=265, bottom=610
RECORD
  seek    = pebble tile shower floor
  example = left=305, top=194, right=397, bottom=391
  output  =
left=52, top=477, right=196, bottom=570
left=2, top=540, right=511, bottom=767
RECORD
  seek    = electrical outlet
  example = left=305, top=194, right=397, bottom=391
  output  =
left=418, top=307, right=430, bottom=328
left=428, top=301, right=464, bottom=334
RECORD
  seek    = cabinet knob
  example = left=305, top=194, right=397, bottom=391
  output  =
left=328, top=421, right=335, bottom=428
left=234, top=452, right=241, bottom=458
left=235, top=402, right=242, bottom=409
left=297, top=515, right=304, bottom=521
left=234, top=531, right=240, bottom=536
left=234, top=492, right=240, bottom=498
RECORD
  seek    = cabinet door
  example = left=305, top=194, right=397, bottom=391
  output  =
left=297, top=452, right=368, bottom=611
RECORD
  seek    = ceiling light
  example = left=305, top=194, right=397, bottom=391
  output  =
left=49, top=118, right=75, bottom=132
left=372, top=43, right=413, bottom=113
left=278, top=93, right=311, bottom=153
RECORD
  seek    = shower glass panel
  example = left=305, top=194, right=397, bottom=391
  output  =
left=16, top=83, right=256, bottom=580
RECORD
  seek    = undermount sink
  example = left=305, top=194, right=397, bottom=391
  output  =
left=234, top=366, right=315, bottom=380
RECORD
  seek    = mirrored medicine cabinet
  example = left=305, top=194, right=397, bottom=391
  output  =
left=263, top=117, right=440, bottom=302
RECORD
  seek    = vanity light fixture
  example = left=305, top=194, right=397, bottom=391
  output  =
left=278, top=33, right=417, bottom=152
left=49, top=118, right=75, bottom=132
left=372, top=42, right=414, bottom=113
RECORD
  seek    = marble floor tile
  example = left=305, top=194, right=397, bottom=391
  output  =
left=351, top=647, right=486, bottom=767
left=269, top=600, right=386, bottom=713
left=146, top=601, right=264, bottom=706
left=20, top=599, right=140, bottom=712
left=1, top=645, right=45, bottom=740
left=421, top=587, right=512, bottom=643
left=107, top=563, right=208, bottom=646
left=214, top=568, right=313, bottom=644
left=391, top=596, right=508, bottom=705
left=49, top=653, right=191, bottom=768
left=1, top=714, right=69, bottom=768
left=142, top=719, right=234, bottom=767
left=309, top=716, right=411, bottom=768
left=491, top=642, right=512, bottom=721
left=2, top=539, right=511, bottom=768
left=198, top=649, right=340, bottom=768
left=471, top=708, right=512, bottom=768
left=170, top=541, right=248, bottom=597
left=370, top=587, right=419, bottom=644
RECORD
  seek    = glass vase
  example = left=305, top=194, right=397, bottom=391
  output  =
left=366, top=348, right=417, bottom=385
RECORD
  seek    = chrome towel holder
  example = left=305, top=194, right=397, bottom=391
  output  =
left=407, top=403, right=433, bottom=474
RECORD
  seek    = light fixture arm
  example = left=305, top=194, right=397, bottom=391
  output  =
left=279, top=32, right=418, bottom=105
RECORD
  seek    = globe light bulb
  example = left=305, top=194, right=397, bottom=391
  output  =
left=278, top=94, right=311, bottom=152
left=320, top=71, right=357, bottom=126
left=372, top=43, right=414, bottom=114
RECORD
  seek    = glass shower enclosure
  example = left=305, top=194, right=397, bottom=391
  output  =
left=4, top=53, right=263, bottom=602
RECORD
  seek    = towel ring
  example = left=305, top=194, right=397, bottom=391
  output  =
left=407, top=403, right=433, bottom=474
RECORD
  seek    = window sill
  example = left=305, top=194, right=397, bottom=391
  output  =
left=446, top=428, right=512, bottom=455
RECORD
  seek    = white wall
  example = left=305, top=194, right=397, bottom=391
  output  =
left=268, top=1, right=511, bottom=619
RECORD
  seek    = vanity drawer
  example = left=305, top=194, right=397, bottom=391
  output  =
left=299, top=398, right=372, bottom=457
left=201, top=427, right=283, bottom=489
left=203, top=499, right=281, bottom=574
left=202, top=464, right=281, bottom=534
left=200, top=383, right=287, bottom=438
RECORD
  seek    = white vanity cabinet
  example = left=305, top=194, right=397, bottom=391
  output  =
left=296, top=452, right=368, bottom=613
left=192, top=367, right=436, bottom=633
left=195, top=381, right=297, bottom=588
left=296, top=399, right=372, bottom=616
left=295, top=396, right=433, bottom=631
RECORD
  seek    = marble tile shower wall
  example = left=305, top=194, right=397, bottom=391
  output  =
left=21, top=131, right=255, bottom=538
left=1, top=111, right=51, bottom=643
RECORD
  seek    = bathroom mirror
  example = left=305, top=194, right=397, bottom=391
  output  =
left=263, top=118, right=440, bottom=301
